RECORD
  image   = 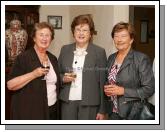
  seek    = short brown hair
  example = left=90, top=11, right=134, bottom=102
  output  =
left=111, top=22, right=135, bottom=39
left=31, top=22, right=55, bottom=40
left=71, top=14, right=97, bottom=37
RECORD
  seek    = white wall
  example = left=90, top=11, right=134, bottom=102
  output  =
left=90, top=6, right=115, bottom=57
left=39, top=5, right=129, bottom=57
left=39, top=5, right=71, bottom=57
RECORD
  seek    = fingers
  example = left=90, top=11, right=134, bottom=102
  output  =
left=96, top=113, right=105, bottom=120
left=104, top=90, right=114, bottom=96
left=39, top=67, right=49, bottom=75
left=104, top=87, right=113, bottom=96
left=33, top=67, right=48, bottom=78
left=104, top=84, right=116, bottom=89
left=104, top=85, right=124, bottom=96
left=42, top=68, right=49, bottom=74
left=63, top=75, right=75, bottom=83
left=104, top=84, right=118, bottom=96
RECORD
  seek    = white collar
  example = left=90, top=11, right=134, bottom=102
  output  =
left=74, top=48, right=88, bottom=56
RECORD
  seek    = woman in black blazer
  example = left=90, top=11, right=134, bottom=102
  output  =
left=7, top=22, right=61, bottom=120
left=104, top=22, right=155, bottom=120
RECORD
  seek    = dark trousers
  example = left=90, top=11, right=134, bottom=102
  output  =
left=49, top=103, right=58, bottom=120
left=61, top=100, right=98, bottom=120
left=108, top=112, right=123, bottom=120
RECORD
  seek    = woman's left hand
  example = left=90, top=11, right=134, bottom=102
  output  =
left=104, top=84, right=124, bottom=96
left=96, top=113, right=106, bottom=120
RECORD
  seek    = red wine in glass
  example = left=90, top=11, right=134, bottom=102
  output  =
left=42, top=60, right=50, bottom=80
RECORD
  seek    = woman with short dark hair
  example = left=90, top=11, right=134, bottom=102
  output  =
left=58, top=14, right=107, bottom=120
left=104, top=22, right=155, bottom=120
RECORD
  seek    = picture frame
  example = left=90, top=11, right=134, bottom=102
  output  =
left=140, top=20, right=149, bottom=43
left=47, top=16, right=62, bottom=29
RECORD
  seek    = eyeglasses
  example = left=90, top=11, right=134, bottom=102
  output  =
left=75, top=28, right=90, bottom=34
left=38, top=33, right=51, bottom=38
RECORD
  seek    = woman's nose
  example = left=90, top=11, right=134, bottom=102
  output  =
left=117, top=37, right=122, bottom=42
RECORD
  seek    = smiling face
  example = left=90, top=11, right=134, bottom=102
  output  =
left=74, top=24, right=91, bottom=46
left=113, top=29, right=134, bottom=52
left=33, top=28, right=52, bottom=50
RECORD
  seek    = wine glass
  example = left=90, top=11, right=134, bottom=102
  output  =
left=104, top=81, right=112, bottom=101
left=69, top=68, right=77, bottom=88
left=41, top=60, right=50, bottom=80
left=71, top=73, right=77, bottom=88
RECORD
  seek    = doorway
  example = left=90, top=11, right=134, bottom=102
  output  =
left=129, top=6, right=155, bottom=64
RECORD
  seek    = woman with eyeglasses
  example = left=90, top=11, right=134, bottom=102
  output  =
left=58, top=14, right=107, bottom=120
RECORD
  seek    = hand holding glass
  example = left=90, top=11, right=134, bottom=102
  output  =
left=104, top=82, right=113, bottom=101
left=64, top=71, right=77, bottom=87
left=64, top=72, right=77, bottom=78
left=41, top=60, right=50, bottom=80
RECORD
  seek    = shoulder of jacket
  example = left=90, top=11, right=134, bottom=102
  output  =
left=47, top=51, right=57, bottom=59
left=108, top=52, right=116, bottom=60
left=61, top=43, right=73, bottom=50
left=132, top=50, right=150, bottom=67
left=19, top=48, right=32, bottom=57
left=15, top=48, right=32, bottom=61
left=91, top=43, right=105, bottom=52
left=133, top=50, right=148, bottom=60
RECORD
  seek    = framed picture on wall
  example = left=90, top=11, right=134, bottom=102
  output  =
left=48, top=16, right=62, bottom=29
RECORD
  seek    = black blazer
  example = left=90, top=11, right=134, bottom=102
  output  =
left=107, top=49, right=155, bottom=118
left=58, top=43, right=107, bottom=113
left=8, top=47, right=61, bottom=120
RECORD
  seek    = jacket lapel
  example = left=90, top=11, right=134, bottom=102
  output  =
left=47, top=52, right=56, bottom=72
left=30, top=47, right=42, bottom=67
left=83, top=43, right=93, bottom=69
left=108, top=53, right=117, bottom=73
left=67, top=43, right=75, bottom=72
left=118, top=49, right=134, bottom=73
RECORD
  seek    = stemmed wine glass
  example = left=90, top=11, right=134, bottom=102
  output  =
left=104, top=81, right=112, bottom=101
left=69, top=68, right=77, bottom=88
left=41, top=60, right=50, bottom=80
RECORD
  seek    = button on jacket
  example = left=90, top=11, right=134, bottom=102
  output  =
left=58, top=43, right=107, bottom=114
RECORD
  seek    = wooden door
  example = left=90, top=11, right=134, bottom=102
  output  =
left=133, top=7, right=155, bottom=64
